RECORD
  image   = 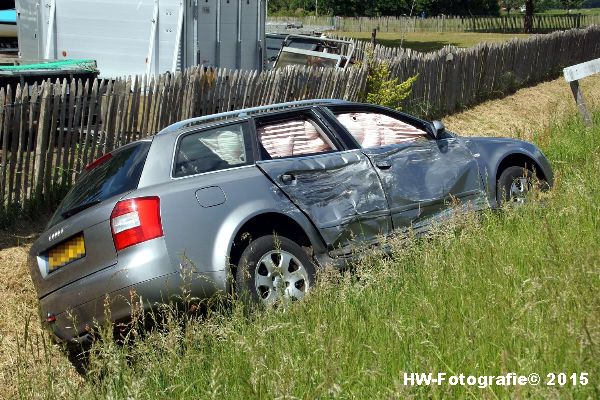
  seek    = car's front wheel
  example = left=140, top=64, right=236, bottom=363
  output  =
left=496, top=166, right=545, bottom=205
left=235, top=235, right=315, bottom=306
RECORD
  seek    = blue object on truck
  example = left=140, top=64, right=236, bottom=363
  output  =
left=0, top=9, right=17, bottom=38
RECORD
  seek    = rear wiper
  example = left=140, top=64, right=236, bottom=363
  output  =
left=61, top=200, right=102, bottom=218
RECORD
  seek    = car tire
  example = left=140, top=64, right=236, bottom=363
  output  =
left=235, top=235, right=315, bottom=307
left=496, top=166, right=544, bottom=206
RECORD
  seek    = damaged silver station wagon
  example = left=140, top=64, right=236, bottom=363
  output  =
left=28, top=99, right=553, bottom=344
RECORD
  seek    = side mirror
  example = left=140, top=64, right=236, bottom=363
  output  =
left=432, top=120, right=445, bottom=140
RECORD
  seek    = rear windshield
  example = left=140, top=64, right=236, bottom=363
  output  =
left=47, top=141, right=151, bottom=228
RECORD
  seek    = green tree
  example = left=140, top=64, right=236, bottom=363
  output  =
left=524, top=0, right=534, bottom=32
left=274, top=0, right=503, bottom=16
left=560, top=0, right=585, bottom=9
left=501, top=0, right=523, bottom=14
left=535, top=0, right=561, bottom=11
left=424, top=0, right=500, bottom=16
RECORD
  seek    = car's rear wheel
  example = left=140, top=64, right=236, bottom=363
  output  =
left=496, top=166, right=545, bottom=206
left=236, top=235, right=315, bottom=306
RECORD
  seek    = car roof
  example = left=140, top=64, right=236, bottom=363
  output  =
left=156, top=99, right=354, bottom=137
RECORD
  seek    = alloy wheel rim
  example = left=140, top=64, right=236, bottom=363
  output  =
left=254, top=250, right=309, bottom=304
left=509, top=176, right=530, bottom=203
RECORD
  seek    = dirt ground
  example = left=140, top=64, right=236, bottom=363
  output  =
left=0, top=74, right=598, bottom=397
left=0, top=217, right=71, bottom=393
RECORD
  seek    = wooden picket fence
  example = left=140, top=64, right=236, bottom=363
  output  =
left=1, top=26, right=600, bottom=217
left=268, top=14, right=600, bottom=33
left=334, top=14, right=600, bottom=33
left=0, top=66, right=368, bottom=215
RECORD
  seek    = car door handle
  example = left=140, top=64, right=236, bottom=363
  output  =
left=375, top=161, right=392, bottom=170
left=280, top=173, right=296, bottom=184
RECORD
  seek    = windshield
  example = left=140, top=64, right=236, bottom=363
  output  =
left=47, top=141, right=151, bottom=228
left=275, top=49, right=340, bottom=69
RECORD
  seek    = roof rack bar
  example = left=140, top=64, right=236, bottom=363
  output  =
left=157, top=99, right=349, bottom=135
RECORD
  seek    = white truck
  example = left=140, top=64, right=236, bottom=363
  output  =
left=16, top=0, right=266, bottom=78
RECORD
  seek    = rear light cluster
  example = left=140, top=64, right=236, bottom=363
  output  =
left=110, top=197, right=163, bottom=251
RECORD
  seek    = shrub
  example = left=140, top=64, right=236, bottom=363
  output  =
left=365, top=57, right=417, bottom=111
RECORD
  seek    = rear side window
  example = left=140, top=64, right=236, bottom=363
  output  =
left=48, top=141, right=151, bottom=228
left=173, top=123, right=251, bottom=178
left=257, top=117, right=337, bottom=158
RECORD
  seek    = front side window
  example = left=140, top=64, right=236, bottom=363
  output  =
left=257, top=117, right=337, bottom=159
left=334, top=112, right=428, bottom=148
left=174, top=123, right=250, bottom=178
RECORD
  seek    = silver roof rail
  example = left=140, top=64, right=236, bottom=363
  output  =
left=157, top=99, right=350, bottom=135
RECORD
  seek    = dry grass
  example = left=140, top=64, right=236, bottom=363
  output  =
left=444, top=75, right=600, bottom=139
left=0, top=218, right=84, bottom=398
left=0, top=75, right=599, bottom=398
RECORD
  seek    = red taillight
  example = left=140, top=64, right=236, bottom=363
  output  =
left=85, top=153, right=112, bottom=171
left=110, top=197, right=163, bottom=251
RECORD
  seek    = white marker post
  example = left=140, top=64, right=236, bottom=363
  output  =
left=563, top=58, right=600, bottom=127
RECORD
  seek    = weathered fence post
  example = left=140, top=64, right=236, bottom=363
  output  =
left=33, top=81, right=51, bottom=197
left=563, top=58, right=600, bottom=127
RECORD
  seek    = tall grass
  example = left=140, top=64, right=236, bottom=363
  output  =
left=10, top=113, right=600, bottom=399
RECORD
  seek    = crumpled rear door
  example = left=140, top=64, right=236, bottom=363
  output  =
left=257, top=149, right=391, bottom=252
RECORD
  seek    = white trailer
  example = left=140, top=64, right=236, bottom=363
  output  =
left=16, top=0, right=266, bottom=78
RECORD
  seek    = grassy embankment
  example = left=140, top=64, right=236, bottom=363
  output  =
left=2, top=76, right=600, bottom=398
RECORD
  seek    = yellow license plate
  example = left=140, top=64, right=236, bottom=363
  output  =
left=48, top=234, right=86, bottom=272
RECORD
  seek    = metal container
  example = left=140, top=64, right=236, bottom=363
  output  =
left=16, top=0, right=266, bottom=78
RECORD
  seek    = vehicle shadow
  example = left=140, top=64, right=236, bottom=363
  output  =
left=0, top=216, right=49, bottom=251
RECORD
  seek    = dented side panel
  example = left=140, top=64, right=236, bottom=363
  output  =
left=257, top=150, right=391, bottom=250
left=363, top=138, right=487, bottom=229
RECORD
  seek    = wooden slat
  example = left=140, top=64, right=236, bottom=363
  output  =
left=46, top=81, right=61, bottom=191
left=82, top=79, right=99, bottom=167
left=101, top=79, right=117, bottom=153
left=68, top=79, right=84, bottom=179
left=10, top=84, right=27, bottom=206
left=148, top=74, right=163, bottom=135
left=33, top=81, right=51, bottom=196
left=74, top=79, right=88, bottom=173
left=140, top=75, right=153, bottom=139
left=115, top=76, right=132, bottom=147
left=0, top=87, right=7, bottom=208
left=54, top=80, right=68, bottom=189
left=6, top=85, right=20, bottom=206
left=23, top=83, right=39, bottom=203
left=128, top=75, right=141, bottom=141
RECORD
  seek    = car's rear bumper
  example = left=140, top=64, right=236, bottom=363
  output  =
left=38, top=238, right=228, bottom=343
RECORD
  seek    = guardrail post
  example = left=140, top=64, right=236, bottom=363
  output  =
left=563, top=58, right=600, bottom=127
left=569, top=80, right=592, bottom=127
